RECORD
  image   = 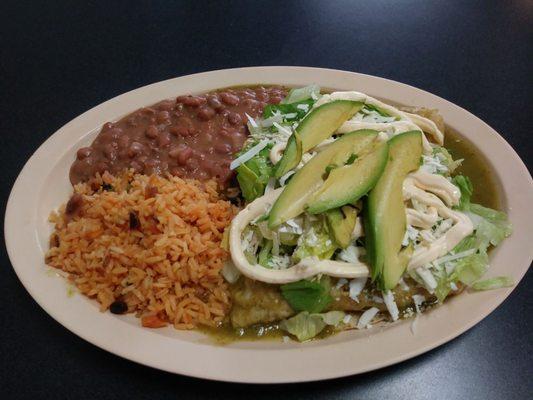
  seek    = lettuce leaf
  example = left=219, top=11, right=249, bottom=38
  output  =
left=279, top=310, right=344, bottom=341
left=466, top=204, right=512, bottom=247
left=453, top=175, right=512, bottom=247
left=426, top=174, right=512, bottom=301
left=434, top=146, right=462, bottom=173
left=432, top=252, right=487, bottom=302
left=280, top=278, right=332, bottom=313
left=265, top=85, right=319, bottom=120
left=263, top=102, right=313, bottom=121
left=450, top=250, right=490, bottom=285
left=257, top=239, right=273, bottom=268
left=221, top=261, right=241, bottom=284
left=452, top=175, right=473, bottom=210
left=281, top=84, right=320, bottom=105
left=452, top=234, right=482, bottom=253
left=235, top=144, right=274, bottom=202
left=472, top=276, right=514, bottom=291
left=434, top=270, right=452, bottom=303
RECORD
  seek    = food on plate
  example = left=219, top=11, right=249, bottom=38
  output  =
left=46, top=172, right=236, bottom=329
left=45, top=84, right=512, bottom=342
left=69, top=86, right=286, bottom=187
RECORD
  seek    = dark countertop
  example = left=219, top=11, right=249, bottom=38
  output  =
left=1, top=1, right=531, bottom=399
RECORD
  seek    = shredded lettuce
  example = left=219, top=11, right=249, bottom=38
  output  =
left=434, top=270, right=451, bottom=303
left=263, top=102, right=313, bottom=122
left=280, top=277, right=332, bottom=313
left=427, top=174, right=512, bottom=301
left=466, top=204, right=512, bottom=247
left=292, top=219, right=337, bottom=262
left=235, top=144, right=274, bottom=202
left=264, top=86, right=319, bottom=123
left=433, top=146, right=463, bottom=174
left=450, top=250, right=490, bottom=285
left=452, top=175, right=473, bottom=210
left=234, top=86, right=322, bottom=202
left=452, top=176, right=511, bottom=248
left=472, top=276, right=514, bottom=291
left=257, top=239, right=273, bottom=268
left=221, top=261, right=241, bottom=284
left=281, top=84, right=320, bottom=105
left=279, top=310, right=344, bottom=341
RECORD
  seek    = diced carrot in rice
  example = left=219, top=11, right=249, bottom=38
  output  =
left=141, top=314, right=168, bottom=328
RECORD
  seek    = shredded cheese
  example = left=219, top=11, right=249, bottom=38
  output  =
left=230, top=139, right=269, bottom=170
left=357, top=307, right=380, bottom=329
left=382, top=290, right=399, bottom=321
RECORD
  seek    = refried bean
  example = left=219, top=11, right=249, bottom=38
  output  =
left=70, top=86, right=287, bottom=187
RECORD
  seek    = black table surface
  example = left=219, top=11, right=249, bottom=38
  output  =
left=1, top=1, right=531, bottom=399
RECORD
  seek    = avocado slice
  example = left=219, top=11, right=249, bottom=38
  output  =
left=306, top=141, right=389, bottom=214
left=268, top=130, right=378, bottom=228
left=274, top=100, right=364, bottom=178
left=364, top=131, right=423, bottom=290
left=326, top=206, right=358, bottom=249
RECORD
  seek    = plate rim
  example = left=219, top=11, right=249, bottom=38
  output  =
left=4, top=66, right=533, bottom=383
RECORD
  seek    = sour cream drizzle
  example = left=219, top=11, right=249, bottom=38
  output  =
left=232, top=91, right=472, bottom=284
left=314, top=91, right=444, bottom=152
left=229, top=188, right=369, bottom=284
left=268, top=90, right=444, bottom=165
left=403, top=172, right=473, bottom=269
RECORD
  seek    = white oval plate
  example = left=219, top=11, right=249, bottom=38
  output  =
left=5, top=67, right=533, bottom=383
